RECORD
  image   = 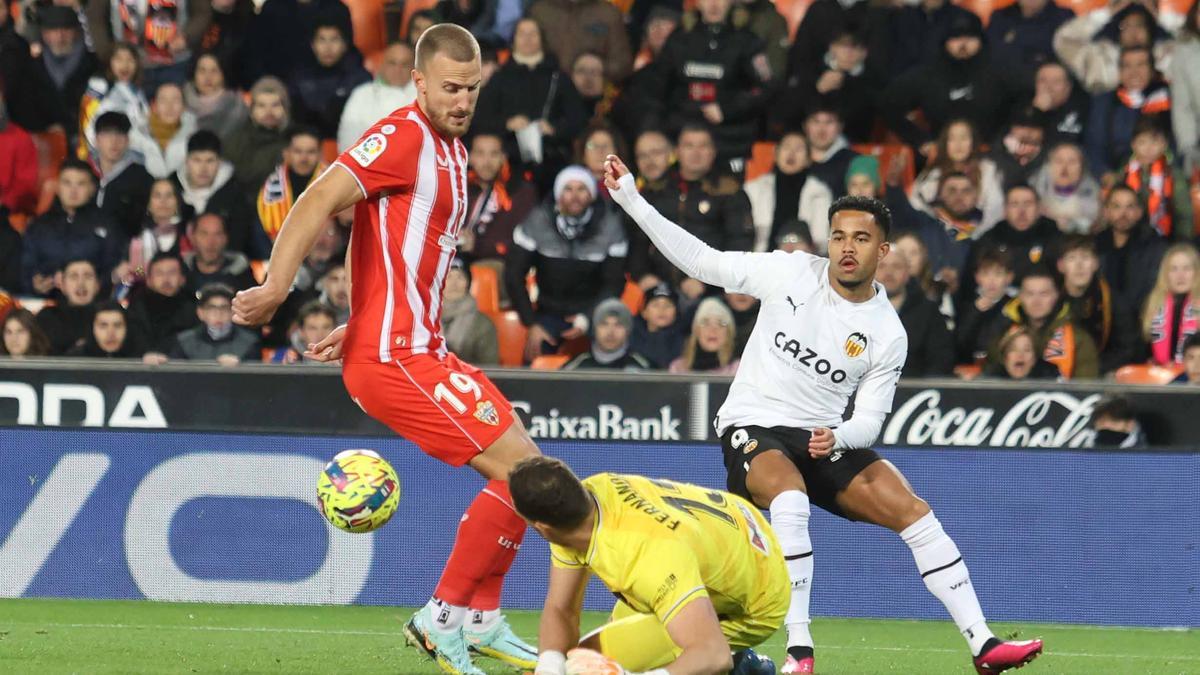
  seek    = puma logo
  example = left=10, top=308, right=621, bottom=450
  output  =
left=786, top=296, right=803, bottom=315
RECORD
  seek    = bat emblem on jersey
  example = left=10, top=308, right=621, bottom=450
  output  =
left=474, top=400, right=500, bottom=426
left=785, top=296, right=803, bottom=315
left=844, top=332, right=868, bottom=358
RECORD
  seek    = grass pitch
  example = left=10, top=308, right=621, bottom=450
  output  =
left=0, top=599, right=1195, bottom=674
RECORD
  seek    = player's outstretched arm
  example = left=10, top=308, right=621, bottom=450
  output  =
left=536, top=564, right=589, bottom=675
left=233, top=166, right=363, bottom=326
left=660, top=597, right=735, bottom=675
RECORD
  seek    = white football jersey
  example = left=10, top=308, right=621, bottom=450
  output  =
left=712, top=250, right=908, bottom=435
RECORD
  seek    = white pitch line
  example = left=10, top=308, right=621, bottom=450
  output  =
left=2, top=622, right=1197, bottom=662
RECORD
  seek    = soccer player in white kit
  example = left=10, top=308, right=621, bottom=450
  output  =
left=603, top=155, right=1043, bottom=675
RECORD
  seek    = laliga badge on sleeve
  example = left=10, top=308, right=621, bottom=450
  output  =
left=350, top=133, right=388, bottom=167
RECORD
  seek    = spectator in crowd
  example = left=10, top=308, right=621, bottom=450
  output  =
left=226, top=77, right=291, bottom=195
left=804, top=104, right=857, bottom=197
left=725, top=290, right=758, bottom=357
left=609, top=8, right=678, bottom=140
left=1090, top=394, right=1146, bottom=448
left=0, top=308, right=51, bottom=358
left=316, top=263, right=349, bottom=325
left=337, top=42, right=417, bottom=151
left=1095, top=185, right=1167, bottom=311
left=982, top=327, right=1061, bottom=379
left=985, top=0, right=1073, bottom=90
left=127, top=179, right=192, bottom=281
left=204, top=0, right=253, bottom=85
left=1170, top=1, right=1200, bottom=173
left=575, top=122, right=626, bottom=192
left=1030, top=142, right=1101, bottom=234
left=669, top=296, right=740, bottom=375
left=459, top=132, right=536, bottom=278
left=33, top=5, right=96, bottom=137
left=629, top=281, right=685, bottom=369
left=646, top=0, right=773, bottom=169
left=22, top=160, right=123, bottom=295
left=1142, top=243, right=1200, bottom=366
left=1171, top=332, right=1200, bottom=383
left=257, top=125, right=323, bottom=246
left=743, top=130, right=833, bottom=252
left=474, top=18, right=586, bottom=188
left=882, top=13, right=1013, bottom=164
left=1053, top=0, right=1172, bottom=95
left=631, top=128, right=674, bottom=190
left=506, top=165, right=627, bottom=360
left=440, top=259, right=499, bottom=366
left=571, top=52, right=614, bottom=123
left=406, top=10, right=436, bottom=46
left=528, top=0, right=632, bottom=83
left=910, top=118, right=1005, bottom=230
left=290, top=217, right=343, bottom=293
left=628, top=4, right=679, bottom=70
left=955, top=247, right=1015, bottom=363
left=733, top=0, right=788, bottom=77
left=876, top=246, right=954, bottom=376
left=1029, top=61, right=1088, bottom=146
left=135, top=82, right=196, bottom=179
left=845, top=155, right=880, bottom=199
left=1117, top=118, right=1192, bottom=239
left=777, top=29, right=877, bottom=143
left=36, top=258, right=101, bottom=354
left=986, top=266, right=1100, bottom=379
left=1085, top=45, right=1172, bottom=179
left=773, top=219, right=816, bottom=253
left=962, top=184, right=1062, bottom=301
left=1058, top=233, right=1139, bottom=372
left=0, top=6, right=59, bottom=133
left=127, top=251, right=198, bottom=359
left=886, top=168, right=978, bottom=285
left=789, top=0, right=880, bottom=75
left=183, top=213, right=255, bottom=292
left=882, top=0, right=976, bottom=78
left=990, top=106, right=1047, bottom=188
left=185, top=52, right=248, bottom=143
left=78, top=42, right=148, bottom=161
left=68, top=300, right=144, bottom=358
left=168, top=282, right=259, bottom=364
left=172, top=130, right=262, bottom=258
left=625, top=125, right=753, bottom=300
left=434, top=0, right=524, bottom=48
left=564, top=298, right=651, bottom=370
left=86, top=0, right=211, bottom=90
left=93, top=111, right=153, bottom=239
left=239, top=0, right=355, bottom=86
left=0, top=91, right=39, bottom=218
left=624, top=129, right=676, bottom=286
left=267, top=300, right=339, bottom=364
left=288, top=20, right=370, bottom=140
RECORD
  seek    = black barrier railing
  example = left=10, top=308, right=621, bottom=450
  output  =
left=0, top=360, right=1196, bottom=446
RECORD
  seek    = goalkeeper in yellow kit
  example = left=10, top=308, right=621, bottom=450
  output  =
left=509, top=456, right=789, bottom=675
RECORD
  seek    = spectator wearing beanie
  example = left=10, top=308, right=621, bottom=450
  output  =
left=32, top=5, right=97, bottom=138
left=167, top=282, right=260, bottom=364
left=172, top=129, right=264, bottom=259
left=440, top=258, right=499, bottom=365
left=0, top=7, right=60, bottom=133
left=226, top=77, right=291, bottom=195
left=564, top=298, right=652, bottom=370
left=93, top=111, right=154, bottom=238
left=506, top=164, right=628, bottom=361
left=630, top=282, right=686, bottom=369
left=670, top=297, right=740, bottom=375
left=844, top=154, right=880, bottom=199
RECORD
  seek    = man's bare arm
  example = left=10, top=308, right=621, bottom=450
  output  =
left=658, top=597, right=734, bottom=675
left=536, top=564, right=589, bottom=674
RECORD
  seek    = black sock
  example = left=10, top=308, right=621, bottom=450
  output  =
left=787, top=645, right=814, bottom=661
left=976, top=637, right=1003, bottom=658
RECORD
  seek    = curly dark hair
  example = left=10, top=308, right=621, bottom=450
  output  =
left=828, top=195, right=891, bottom=238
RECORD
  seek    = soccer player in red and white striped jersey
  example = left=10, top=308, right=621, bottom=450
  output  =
left=233, top=25, right=539, bottom=675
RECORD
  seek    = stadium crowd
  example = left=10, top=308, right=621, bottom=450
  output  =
left=0, top=0, right=1199, bottom=385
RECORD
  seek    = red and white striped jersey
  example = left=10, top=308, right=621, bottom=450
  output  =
left=334, top=102, right=469, bottom=364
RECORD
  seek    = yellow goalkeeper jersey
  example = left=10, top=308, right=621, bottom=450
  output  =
left=550, top=473, right=788, bottom=626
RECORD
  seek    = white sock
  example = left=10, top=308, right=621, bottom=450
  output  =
left=426, top=597, right=467, bottom=634
left=900, top=512, right=994, bottom=655
left=770, top=490, right=814, bottom=649
left=467, top=608, right=501, bottom=633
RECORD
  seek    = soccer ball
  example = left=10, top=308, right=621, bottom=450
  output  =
left=316, top=449, right=401, bottom=533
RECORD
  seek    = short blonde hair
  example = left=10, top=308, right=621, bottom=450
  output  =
left=415, top=23, right=479, bottom=72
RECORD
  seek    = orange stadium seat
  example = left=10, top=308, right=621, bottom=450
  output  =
left=954, top=363, right=983, bottom=380
left=469, top=264, right=501, bottom=314
left=1060, top=0, right=1107, bottom=15
left=953, top=0, right=1015, bottom=25
left=322, top=138, right=339, bottom=165
left=744, top=141, right=776, bottom=183
left=620, top=280, right=645, bottom=315
left=1160, top=0, right=1197, bottom=16
left=773, top=0, right=815, bottom=40
left=1114, top=363, right=1184, bottom=385
left=35, top=177, right=57, bottom=215
left=345, top=0, right=387, bottom=60
left=851, top=143, right=916, bottom=193
left=531, top=354, right=570, bottom=370
left=489, top=310, right=528, bottom=367
left=33, top=129, right=68, bottom=183
left=250, top=260, right=268, bottom=284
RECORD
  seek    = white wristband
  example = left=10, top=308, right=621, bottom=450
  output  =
left=535, top=650, right=567, bottom=675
